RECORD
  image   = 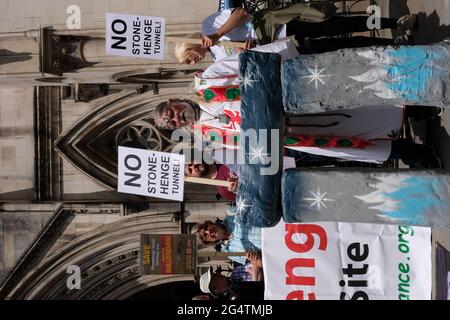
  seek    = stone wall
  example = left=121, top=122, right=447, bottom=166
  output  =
left=0, top=203, right=57, bottom=282
left=0, top=88, right=35, bottom=200
left=0, top=0, right=217, bottom=33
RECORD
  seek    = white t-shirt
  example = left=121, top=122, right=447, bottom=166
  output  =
left=202, top=9, right=287, bottom=61
left=202, top=39, right=299, bottom=79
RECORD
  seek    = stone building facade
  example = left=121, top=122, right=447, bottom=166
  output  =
left=0, top=0, right=230, bottom=299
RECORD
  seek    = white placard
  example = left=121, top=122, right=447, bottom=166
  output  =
left=262, top=221, right=432, bottom=300
left=106, top=13, right=165, bottom=59
left=118, top=147, right=185, bottom=201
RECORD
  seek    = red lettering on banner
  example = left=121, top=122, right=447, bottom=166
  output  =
left=284, top=224, right=328, bottom=300
left=286, top=291, right=316, bottom=300
left=285, top=224, right=328, bottom=253
left=285, top=258, right=315, bottom=286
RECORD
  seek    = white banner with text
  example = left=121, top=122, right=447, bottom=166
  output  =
left=262, top=221, right=431, bottom=300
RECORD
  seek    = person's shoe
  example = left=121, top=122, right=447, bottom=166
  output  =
left=428, top=155, right=443, bottom=169
left=394, top=35, right=406, bottom=45
left=425, top=106, right=445, bottom=120
left=397, top=14, right=418, bottom=33
left=425, top=146, right=443, bottom=169
left=408, top=106, right=444, bottom=121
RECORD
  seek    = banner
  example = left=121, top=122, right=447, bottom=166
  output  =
left=106, top=13, right=165, bottom=59
left=262, top=221, right=431, bottom=300
left=140, top=234, right=196, bottom=275
left=117, top=147, right=185, bottom=201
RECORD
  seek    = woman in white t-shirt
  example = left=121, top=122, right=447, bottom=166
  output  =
left=173, top=32, right=210, bottom=65
left=174, top=5, right=417, bottom=64
left=173, top=31, right=253, bottom=65
left=201, top=8, right=286, bottom=61
left=173, top=8, right=259, bottom=64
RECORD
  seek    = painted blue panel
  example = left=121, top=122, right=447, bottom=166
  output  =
left=282, top=41, right=450, bottom=114
left=282, top=169, right=450, bottom=228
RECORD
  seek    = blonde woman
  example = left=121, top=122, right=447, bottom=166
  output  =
left=173, top=31, right=252, bottom=64
left=173, top=33, right=208, bottom=65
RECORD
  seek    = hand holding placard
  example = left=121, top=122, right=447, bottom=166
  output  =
left=106, top=13, right=247, bottom=60
left=117, top=147, right=231, bottom=201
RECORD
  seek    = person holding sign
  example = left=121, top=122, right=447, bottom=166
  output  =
left=192, top=209, right=261, bottom=266
left=173, top=33, right=209, bottom=65
left=199, top=253, right=264, bottom=300
left=185, top=161, right=238, bottom=201
left=172, top=7, right=257, bottom=64
left=155, top=39, right=300, bottom=153
left=176, top=3, right=416, bottom=64
left=230, top=251, right=263, bottom=282
left=173, top=32, right=254, bottom=65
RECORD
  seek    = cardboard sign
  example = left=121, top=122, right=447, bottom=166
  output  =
left=106, top=13, right=165, bottom=59
left=262, top=221, right=432, bottom=300
left=117, top=147, right=185, bottom=201
left=140, top=234, right=196, bottom=275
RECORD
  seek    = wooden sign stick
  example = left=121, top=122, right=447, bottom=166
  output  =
left=185, top=176, right=230, bottom=187
left=166, top=36, right=247, bottom=49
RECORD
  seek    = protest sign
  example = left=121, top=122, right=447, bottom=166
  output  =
left=106, top=13, right=165, bottom=59
left=117, top=147, right=184, bottom=201
left=262, top=221, right=431, bottom=300
left=140, top=234, right=196, bottom=275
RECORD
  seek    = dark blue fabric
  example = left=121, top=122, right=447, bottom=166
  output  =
left=236, top=51, right=283, bottom=227
left=230, top=263, right=252, bottom=282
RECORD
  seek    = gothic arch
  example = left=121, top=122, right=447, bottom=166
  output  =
left=54, top=88, right=187, bottom=190
left=5, top=211, right=195, bottom=300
